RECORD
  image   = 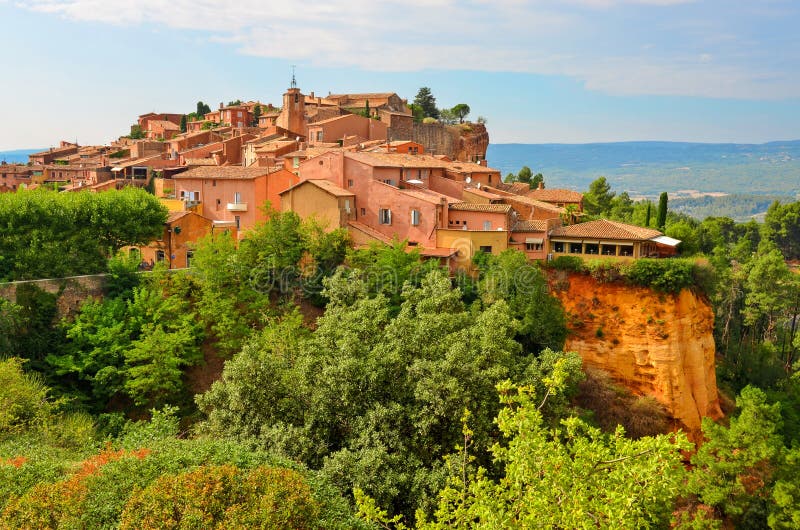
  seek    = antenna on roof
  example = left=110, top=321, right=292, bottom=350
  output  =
left=290, top=65, right=297, bottom=88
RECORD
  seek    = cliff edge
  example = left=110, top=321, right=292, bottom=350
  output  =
left=551, top=272, right=723, bottom=435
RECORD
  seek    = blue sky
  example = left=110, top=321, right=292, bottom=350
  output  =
left=1, top=0, right=799, bottom=150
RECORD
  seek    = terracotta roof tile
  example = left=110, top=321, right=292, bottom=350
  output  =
left=512, top=220, right=548, bottom=232
left=345, top=151, right=453, bottom=169
left=526, top=188, right=584, bottom=203
left=549, top=219, right=663, bottom=241
left=281, top=179, right=354, bottom=197
left=174, top=165, right=273, bottom=180
left=449, top=202, right=512, bottom=213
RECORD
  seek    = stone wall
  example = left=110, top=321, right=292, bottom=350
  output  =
left=0, top=274, right=107, bottom=319
left=410, top=122, right=489, bottom=162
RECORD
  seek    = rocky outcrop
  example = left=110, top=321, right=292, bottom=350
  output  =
left=550, top=272, right=723, bottom=436
left=412, top=122, right=489, bottom=162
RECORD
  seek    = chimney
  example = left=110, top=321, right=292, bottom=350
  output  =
left=309, top=91, right=314, bottom=98
left=219, top=102, right=223, bottom=109
left=537, top=181, right=544, bottom=190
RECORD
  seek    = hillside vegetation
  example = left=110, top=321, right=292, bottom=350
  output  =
left=2, top=189, right=800, bottom=527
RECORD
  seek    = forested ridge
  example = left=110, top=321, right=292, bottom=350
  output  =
left=2, top=187, right=800, bottom=528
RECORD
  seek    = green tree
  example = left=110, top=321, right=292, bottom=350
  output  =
left=196, top=101, right=211, bottom=116
left=583, top=176, right=615, bottom=216
left=689, top=386, right=786, bottom=527
left=360, top=379, right=690, bottom=529
left=530, top=172, right=544, bottom=189
left=129, top=125, right=144, bottom=139
left=0, top=188, right=167, bottom=281
left=438, top=107, right=457, bottom=125
left=252, top=104, right=261, bottom=127
left=451, top=104, right=470, bottom=123
left=479, top=250, right=567, bottom=353
left=763, top=200, right=800, bottom=260
left=413, top=87, right=439, bottom=120
left=179, top=114, right=187, bottom=133
left=645, top=202, right=652, bottom=227
left=657, top=192, right=669, bottom=231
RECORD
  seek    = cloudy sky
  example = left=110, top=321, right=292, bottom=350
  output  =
left=1, top=0, right=799, bottom=149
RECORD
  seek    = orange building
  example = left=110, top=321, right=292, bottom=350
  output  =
left=307, top=114, right=388, bottom=146
left=172, top=165, right=299, bottom=233
left=279, top=179, right=355, bottom=230
left=135, top=211, right=215, bottom=269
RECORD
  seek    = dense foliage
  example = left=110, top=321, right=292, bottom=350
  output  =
left=2, top=179, right=800, bottom=527
left=0, top=188, right=167, bottom=281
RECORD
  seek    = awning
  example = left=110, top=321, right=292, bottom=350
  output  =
left=650, top=235, right=681, bottom=247
left=111, top=167, right=123, bottom=172
left=525, top=237, right=544, bottom=244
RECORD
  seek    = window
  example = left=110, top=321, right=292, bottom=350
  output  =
left=620, top=245, right=634, bottom=257
left=411, top=209, right=420, bottom=226
left=233, top=192, right=241, bottom=204
left=360, top=207, right=366, bottom=216
left=479, top=246, right=492, bottom=253
left=483, top=221, right=492, bottom=231
left=216, top=198, right=221, bottom=208
left=553, top=242, right=565, bottom=253
left=212, top=180, right=216, bottom=187
left=156, top=250, right=165, bottom=262
left=186, top=251, right=194, bottom=268
left=601, top=244, right=617, bottom=256
left=235, top=216, right=241, bottom=230
left=488, top=175, right=492, bottom=184
left=379, top=208, right=392, bottom=225
left=382, top=179, right=396, bottom=187
left=237, top=111, right=242, bottom=118
left=347, top=179, right=354, bottom=188
left=344, top=199, right=351, bottom=213
left=293, top=157, right=300, bottom=168
left=526, top=242, right=543, bottom=251
left=316, top=131, right=323, bottom=142
left=569, top=243, right=583, bottom=254
left=585, top=243, right=599, bottom=255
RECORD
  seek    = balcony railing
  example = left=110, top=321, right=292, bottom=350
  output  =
left=226, top=202, right=248, bottom=212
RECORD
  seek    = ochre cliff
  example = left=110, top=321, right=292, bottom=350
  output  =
left=550, top=272, right=723, bottom=436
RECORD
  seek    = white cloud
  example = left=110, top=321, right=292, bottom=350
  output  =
left=17, top=0, right=799, bottom=100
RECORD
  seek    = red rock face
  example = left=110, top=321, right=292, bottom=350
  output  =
left=551, top=272, right=723, bottom=438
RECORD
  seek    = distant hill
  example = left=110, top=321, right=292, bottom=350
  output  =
left=487, top=141, right=800, bottom=220
left=487, top=141, right=800, bottom=197
left=0, top=149, right=41, bottom=164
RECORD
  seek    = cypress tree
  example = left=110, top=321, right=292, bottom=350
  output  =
left=657, top=192, right=668, bottom=231
left=179, top=114, right=187, bottom=133
left=645, top=202, right=652, bottom=227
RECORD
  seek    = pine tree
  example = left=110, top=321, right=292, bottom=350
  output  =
left=413, top=87, right=439, bottom=119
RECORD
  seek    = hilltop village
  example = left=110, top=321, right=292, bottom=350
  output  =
left=0, top=84, right=679, bottom=270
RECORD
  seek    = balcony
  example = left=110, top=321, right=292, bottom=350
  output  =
left=226, top=202, right=248, bottom=212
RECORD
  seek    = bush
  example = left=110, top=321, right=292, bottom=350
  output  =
left=625, top=258, right=696, bottom=293
left=585, top=259, right=626, bottom=283
left=118, top=464, right=319, bottom=530
left=548, top=255, right=585, bottom=273
left=0, top=358, right=53, bottom=435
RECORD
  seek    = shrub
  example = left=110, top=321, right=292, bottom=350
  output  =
left=0, top=358, right=53, bottom=435
left=585, top=259, right=626, bottom=283
left=119, top=464, right=319, bottom=530
left=625, top=258, right=695, bottom=293
left=548, top=255, right=585, bottom=273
